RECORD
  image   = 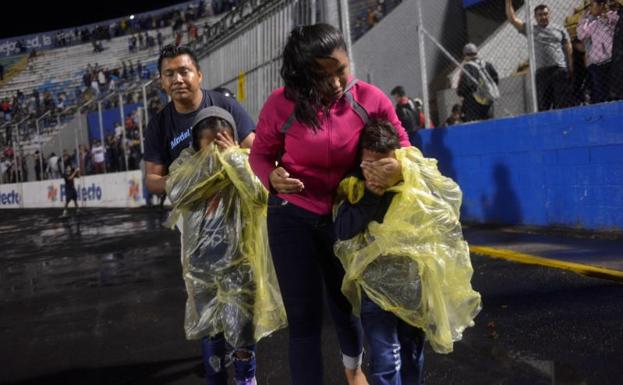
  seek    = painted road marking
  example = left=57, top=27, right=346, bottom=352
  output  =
left=470, top=245, right=623, bottom=283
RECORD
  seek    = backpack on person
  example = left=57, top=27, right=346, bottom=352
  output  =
left=464, top=59, right=500, bottom=105
left=402, top=99, right=422, bottom=131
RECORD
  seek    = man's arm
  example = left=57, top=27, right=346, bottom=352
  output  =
left=239, top=132, right=255, bottom=149
left=145, top=161, right=168, bottom=194
left=505, top=0, right=526, bottom=32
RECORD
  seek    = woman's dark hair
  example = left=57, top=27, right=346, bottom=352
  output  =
left=281, top=23, right=347, bottom=129
left=359, top=119, right=401, bottom=155
left=192, top=117, right=234, bottom=151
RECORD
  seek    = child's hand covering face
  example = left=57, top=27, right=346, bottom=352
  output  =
left=215, top=131, right=237, bottom=151
left=361, top=150, right=401, bottom=194
left=198, top=129, right=237, bottom=152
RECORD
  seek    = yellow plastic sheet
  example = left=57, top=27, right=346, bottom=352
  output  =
left=166, top=144, right=286, bottom=348
left=333, top=146, right=481, bottom=354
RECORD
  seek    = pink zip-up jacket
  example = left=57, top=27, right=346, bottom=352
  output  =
left=577, top=11, right=620, bottom=65
left=250, top=79, right=411, bottom=216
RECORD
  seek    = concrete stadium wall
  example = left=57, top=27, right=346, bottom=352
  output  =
left=351, top=0, right=466, bottom=98
left=419, top=101, right=623, bottom=231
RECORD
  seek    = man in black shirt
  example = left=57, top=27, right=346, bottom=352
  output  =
left=61, top=165, right=80, bottom=218
left=144, top=45, right=255, bottom=194
left=390, top=86, right=424, bottom=149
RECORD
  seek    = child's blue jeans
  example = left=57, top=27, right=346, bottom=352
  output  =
left=361, top=295, right=425, bottom=385
left=202, top=334, right=256, bottom=385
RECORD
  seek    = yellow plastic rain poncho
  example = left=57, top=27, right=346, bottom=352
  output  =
left=165, top=144, right=286, bottom=348
left=333, top=146, right=481, bottom=354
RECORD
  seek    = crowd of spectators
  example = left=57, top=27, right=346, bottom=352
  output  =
left=351, top=0, right=403, bottom=41
left=8, top=1, right=212, bottom=55
left=0, top=82, right=167, bottom=184
left=1, top=108, right=150, bottom=184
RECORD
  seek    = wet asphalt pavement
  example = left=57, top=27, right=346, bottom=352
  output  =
left=1, top=209, right=622, bottom=385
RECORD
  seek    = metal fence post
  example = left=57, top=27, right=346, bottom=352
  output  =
left=137, top=107, right=145, bottom=156
left=35, top=117, right=44, bottom=180
left=142, top=82, right=150, bottom=127
left=12, top=125, right=19, bottom=183
left=119, top=93, right=129, bottom=171
left=339, top=0, right=355, bottom=76
left=98, top=101, right=105, bottom=143
left=525, top=0, right=539, bottom=113
left=415, top=0, right=431, bottom=128
left=57, top=122, right=64, bottom=177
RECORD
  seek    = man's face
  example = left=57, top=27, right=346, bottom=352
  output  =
left=392, top=94, right=401, bottom=104
left=535, top=7, right=550, bottom=27
left=159, top=54, right=203, bottom=103
left=590, top=1, right=607, bottom=16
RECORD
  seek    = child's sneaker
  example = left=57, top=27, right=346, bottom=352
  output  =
left=235, top=377, right=256, bottom=385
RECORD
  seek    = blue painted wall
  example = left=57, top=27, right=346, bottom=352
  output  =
left=86, top=103, right=141, bottom=142
left=463, top=0, right=489, bottom=8
left=419, top=101, right=623, bottom=231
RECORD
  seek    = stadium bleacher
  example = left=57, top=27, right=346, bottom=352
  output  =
left=0, top=1, right=230, bottom=183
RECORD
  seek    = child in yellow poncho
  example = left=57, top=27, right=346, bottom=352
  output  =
left=333, top=119, right=481, bottom=385
left=165, top=107, right=286, bottom=385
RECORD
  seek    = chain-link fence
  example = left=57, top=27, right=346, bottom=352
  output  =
left=0, top=77, right=162, bottom=185
left=349, top=0, right=622, bottom=128
left=4, top=0, right=621, bottom=185
left=199, top=0, right=322, bottom=119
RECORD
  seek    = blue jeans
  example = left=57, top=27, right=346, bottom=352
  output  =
left=361, top=295, right=425, bottom=385
left=202, top=334, right=256, bottom=384
left=267, top=195, right=364, bottom=385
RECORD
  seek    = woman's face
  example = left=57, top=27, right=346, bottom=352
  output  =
left=314, top=49, right=351, bottom=105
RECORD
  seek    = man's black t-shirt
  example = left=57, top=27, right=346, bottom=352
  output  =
left=64, top=173, right=75, bottom=191
left=395, top=102, right=419, bottom=133
left=144, top=89, right=255, bottom=167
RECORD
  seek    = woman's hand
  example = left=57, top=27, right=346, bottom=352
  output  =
left=361, top=157, right=402, bottom=190
left=269, top=167, right=305, bottom=194
left=215, top=132, right=237, bottom=151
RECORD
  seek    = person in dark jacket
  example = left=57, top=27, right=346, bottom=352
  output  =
left=457, top=43, right=499, bottom=122
left=390, top=86, right=433, bottom=149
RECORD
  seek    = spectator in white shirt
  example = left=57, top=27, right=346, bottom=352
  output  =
left=91, top=140, right=106, bottom=174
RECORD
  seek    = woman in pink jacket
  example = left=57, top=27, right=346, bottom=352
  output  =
left=577, top=0, right=620, bottom=103
left=250, top=24, right=410, bottom=385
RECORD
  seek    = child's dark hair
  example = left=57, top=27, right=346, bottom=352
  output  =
left=359, top=119, right=401, bottom=155
left=192, top=117, right=234, bottom=151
